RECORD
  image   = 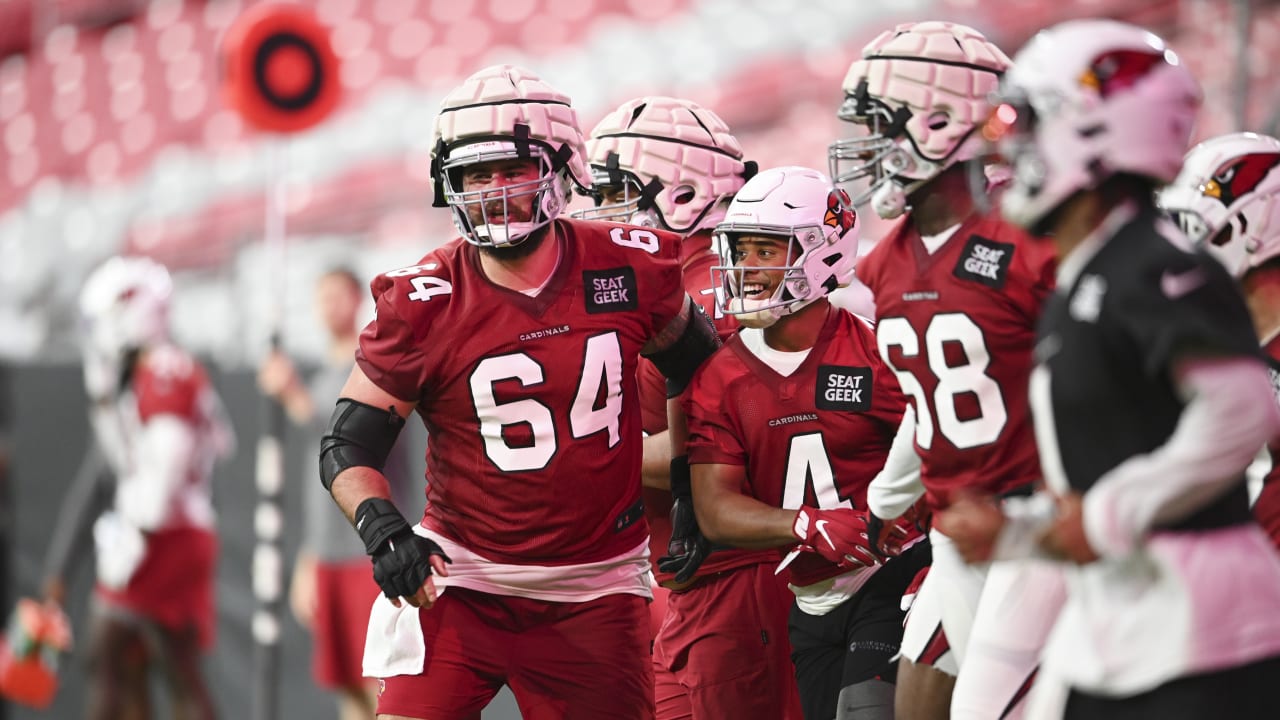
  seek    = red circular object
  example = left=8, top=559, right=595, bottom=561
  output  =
left=264, top=44, right=313, bottom=98
left=220, top=3, right=341, bottom=133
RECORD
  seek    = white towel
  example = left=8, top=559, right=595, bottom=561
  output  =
left=362, top=589, right=438, bottom=678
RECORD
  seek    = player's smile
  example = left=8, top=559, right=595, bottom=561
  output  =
left=741, top=279, right=771, bottom=299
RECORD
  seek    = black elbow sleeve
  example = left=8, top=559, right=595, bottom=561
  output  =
left=648, top=305, right=721, bottom=398
left=319, top=398, right=407, bottom=492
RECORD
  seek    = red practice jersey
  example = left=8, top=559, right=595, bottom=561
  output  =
left=1255, top=333, right=1280, bottom=550
left=357, top=218, right=685, bottom=565
left=856, top=212, right=1055, bottom=509
left=684, top=309, right=908, bottom=587
left=634, top=229, right=770, bottom=582
left=99, top=343, right=225, bottom=531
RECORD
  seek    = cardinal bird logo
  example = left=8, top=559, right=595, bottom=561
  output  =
left=824, top=189, right=856, bottom=234
left=1202, top=153, right=1280, bottom=208
left=1078, top=49, right=1166, bottom=98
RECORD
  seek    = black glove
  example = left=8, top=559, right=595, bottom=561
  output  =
left=656, top=456, right=710, bottom=583
left=355, top=498, right=452, bottom=600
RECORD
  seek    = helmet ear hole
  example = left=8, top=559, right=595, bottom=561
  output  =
left=673, top=185, right=696, bottom=205
left=926, top=111, right=949, bottom=130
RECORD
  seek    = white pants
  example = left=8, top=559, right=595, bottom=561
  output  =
left=899, top=529, right=986, bottom=676
left=952, top=559, right=1066, bottom=720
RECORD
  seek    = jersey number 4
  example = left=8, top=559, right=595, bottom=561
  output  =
left=468, top=332, right=624, bottom=472
left=781, top=432, right=855, bottom=510
left=877, top=313, right=1008, bottom=450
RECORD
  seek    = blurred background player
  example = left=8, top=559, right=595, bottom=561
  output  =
left=257, top=267, right=416, bottom=720
left=830, top=21, right=1063, bottom=720
left=46, top=256, right=234, bottom=720
left=1158, top=131, right=1280, bottom=552
left=577, top=96, right=803, bottom=719
left=688, top=165, right=929, bottom=720
left=948, top=19, right=1280, bottom=719
left=322, top=64, right=721, bottom=720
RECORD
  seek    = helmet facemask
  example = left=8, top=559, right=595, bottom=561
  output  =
left=714, top=230, right=813, bottom=329
left=438, top=137, right=570, bottom=248
left=575, top=153, right=663, bottom=227
left=829, top=81, right=921, bottom=217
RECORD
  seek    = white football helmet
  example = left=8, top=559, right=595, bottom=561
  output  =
left=431, top=64, right=591, bottom=247
left=991, top=20, right=1201, bottom=231
left=829, top=21, right=1010, bottom=220
left=576, top=96, right=755, bottom=234
left=1157, top=132, right=1280, bottom=278
left=713, top=166, right=859, bottom=329
left=78, top=256, right=172, bottom=398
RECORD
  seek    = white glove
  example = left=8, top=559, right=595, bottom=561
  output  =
left=93, top=511, right=146, bottom=589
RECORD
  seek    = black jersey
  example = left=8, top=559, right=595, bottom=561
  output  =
left=1032, top=206, right=1260, bottom=531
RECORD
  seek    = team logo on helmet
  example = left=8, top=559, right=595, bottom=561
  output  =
left=1202, top=152, right=1280, bottom=212
left=1079, top=49, right=1167, bottom=98
left=824, top=189, right=856, bottom=234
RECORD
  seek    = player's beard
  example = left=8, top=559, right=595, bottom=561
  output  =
left=479, top=223, right=551, bottom=261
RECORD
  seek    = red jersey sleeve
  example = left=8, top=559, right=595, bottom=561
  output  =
left=1010, top=224, right=1057, bottom=321
left=354, top=258, right=439, bottom=402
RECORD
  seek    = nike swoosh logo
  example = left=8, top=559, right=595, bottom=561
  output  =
left=815, top=519, right=835, bottom=549
left=356, top=516, right=366, bottom=531
left=1161, top=267, right=1206, bottom=299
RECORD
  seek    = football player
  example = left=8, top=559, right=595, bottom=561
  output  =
left=1158, top=131, right=1280, bottom=551
left=830, top=21, right=1064, bottom=720
left=52, top=256, right=234, bottom=720
left=952, top=19, right=1280, bottom=719
left=576, top=96, right=802, bottom=719
left=322, top=65, right=720, bottom=720
left=687, top=165, right=929, bottom=720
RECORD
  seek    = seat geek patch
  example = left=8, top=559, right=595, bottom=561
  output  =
left=584, top=267, right=638, bottom=313
left=816, top=365, right=873, bottom=411
left=953, top=235, right=1015, bottom=289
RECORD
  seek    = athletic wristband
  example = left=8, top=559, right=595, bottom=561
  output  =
left=354, top=497, right=412, bottom=556
left=669, top=455, right=692, bottom=500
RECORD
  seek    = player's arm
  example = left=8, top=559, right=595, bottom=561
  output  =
left=642, top=294, right=722, bottom=578
left=1073, top=354, right=1280, bottom=560
left=643, top=293, right=720, bottom=453
left=322, top=364, right=450, bottom=608
left=938, top=490, right=1058, bottom=563
left=692, top=463, right=799, bottom=548
left=642, top=430, right=673, bottom=490
left=116, top=413, right=198, bottom=531
left=866, top=405, right=925, bottom=520
left=694, top=462, right=879, bottom=567
left=325, top=364, right=414, bottom=521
